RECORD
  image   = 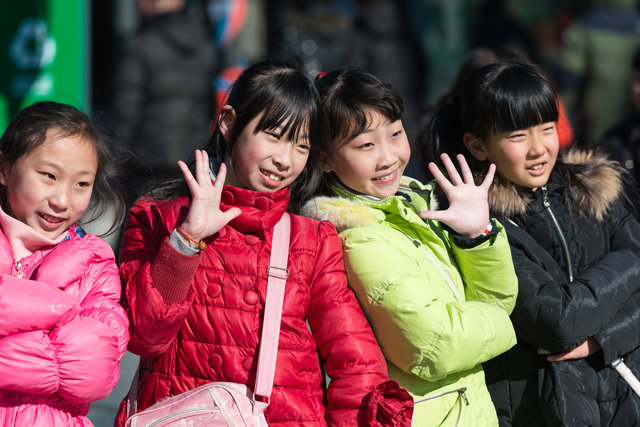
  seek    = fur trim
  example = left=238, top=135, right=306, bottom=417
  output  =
left=489, top=149, right=623, bottom=221
left=300, top=197, right=383, bottom=233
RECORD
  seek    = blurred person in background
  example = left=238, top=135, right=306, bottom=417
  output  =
left=556, top=0, right=640, bottom=147
left=600, top=44, right=640, bottom=186
left=110, top=0, right=217, bottom=202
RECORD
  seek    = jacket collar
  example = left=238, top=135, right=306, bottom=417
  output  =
left=488, top=149, right=623, bottom=221
left=220, top=185, right=290, bottom=235
left=301, top=176, right=437, bottom=233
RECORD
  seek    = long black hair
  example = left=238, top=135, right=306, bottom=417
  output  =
left=0, top=101, right=127, bottom=235
left=151, top=59, right=328, bottom=213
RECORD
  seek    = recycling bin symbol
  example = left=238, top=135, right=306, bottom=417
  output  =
left=9, top=18, right=57, bottom=70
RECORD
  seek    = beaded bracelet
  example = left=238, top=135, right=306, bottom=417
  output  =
left=177, top=226, right=207, bottom=251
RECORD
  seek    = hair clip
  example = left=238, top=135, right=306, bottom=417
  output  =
left=315, top=72, right=326, bottom=81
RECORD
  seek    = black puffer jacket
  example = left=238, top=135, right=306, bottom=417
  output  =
left=111, top=11, right=216, bottom=172
left=482, top=150, right=640, bottom=426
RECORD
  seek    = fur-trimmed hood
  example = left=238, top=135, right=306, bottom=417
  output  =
left=488, top=149, right=624, bottom=221
left=301, top=178, right=437, bottom=233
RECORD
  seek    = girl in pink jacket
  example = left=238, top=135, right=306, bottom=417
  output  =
left=0, top=102, right=129, bottom=426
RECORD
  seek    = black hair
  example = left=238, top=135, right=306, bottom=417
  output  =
left=315, top=68, right=404, bottom=146
left=151, top=59, right=327, bottom=213
left=0, top=101, right=127, bottom=235
left=424, top=60, right=558, bottom=177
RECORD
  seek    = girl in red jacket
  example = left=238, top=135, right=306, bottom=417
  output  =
left=116, top=60, right=413, bottom=426
left=0, top=101, right=129, bottom=426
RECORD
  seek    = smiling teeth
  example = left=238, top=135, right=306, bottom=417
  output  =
left=41, top=213, right=62, bottom=223
left=268, top=173, right=282, bottom=181
left=531, top=164, right=543, bottom=170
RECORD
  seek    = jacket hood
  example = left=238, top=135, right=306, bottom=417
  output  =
left=489, top=149, right=623, bottom=221
left=301, top=197, right=385, bottom=233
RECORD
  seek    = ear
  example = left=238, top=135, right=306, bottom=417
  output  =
left=218, top=105, right=236, bottom=142
left=320, top=151, right=334, bottom=173
left=0, top=151, right=8, bottom=186
left=463, top=132, right=488, bottom=161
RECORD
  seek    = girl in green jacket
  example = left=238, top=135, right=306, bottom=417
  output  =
left=301, top=69, right=518, bottom=426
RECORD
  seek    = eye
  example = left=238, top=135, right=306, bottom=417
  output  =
left=392, top=130, right=403, bottom=138
left=358, top=142, right=374, bottom=149
left=265, top=130, right=281, bottom=140
left=543, top=123, right=556, bottom=133
left=77, top=181, right=93, bottom=188
left=40, top=171, right=55, bottom=180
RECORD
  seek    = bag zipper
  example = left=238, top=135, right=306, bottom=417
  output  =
left=541, top=186, right=574, bottom=282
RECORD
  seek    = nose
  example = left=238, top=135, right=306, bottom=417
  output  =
left=271, top=143, right=293, bottom=170
left=377, top=141, right=396, bottom=169
left=528, top=133, right=546, bottom=157
left=49, top=184, right=70, bottom=211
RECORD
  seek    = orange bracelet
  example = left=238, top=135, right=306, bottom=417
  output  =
left=177, top=226, right=207, bottom=251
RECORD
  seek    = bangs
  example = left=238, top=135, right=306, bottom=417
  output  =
left=463, top=61, right=559, bottom=139
left=490, top=82, right=558, bottom=135
left=331, top=100, right=403, bottom=145
left=254, top=96, right=311, bottom=142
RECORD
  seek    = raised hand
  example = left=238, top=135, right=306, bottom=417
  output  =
left=177, top=150, right=241, bottom=242
left=419, top=153, right=495, bottom=238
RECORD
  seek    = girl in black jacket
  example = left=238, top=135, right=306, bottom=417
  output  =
left=423, top=60, right=640, bottom=426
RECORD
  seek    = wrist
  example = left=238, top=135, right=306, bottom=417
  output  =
left=176, top=226, right=207, bottom=251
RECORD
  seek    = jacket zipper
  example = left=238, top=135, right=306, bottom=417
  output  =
left=541, top=186, right=574, bottom=282
left=414, top=387, right=469, bottom=427
left=14, top=260, right=25, bottom=279
left=412, top=239, right=463, bottom=301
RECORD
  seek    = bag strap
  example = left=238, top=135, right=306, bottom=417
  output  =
left=254, top=213, right=291, bottom=403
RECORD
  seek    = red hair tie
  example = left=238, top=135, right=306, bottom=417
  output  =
left=315, top=72, right=326, bottom=81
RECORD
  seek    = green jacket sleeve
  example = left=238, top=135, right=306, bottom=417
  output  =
left=341, top=224, right=517, bottom=382
left=449, top=220, right=518, bottom=314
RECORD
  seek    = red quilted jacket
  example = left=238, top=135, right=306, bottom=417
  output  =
left=114, top=185, right=392, bottom=426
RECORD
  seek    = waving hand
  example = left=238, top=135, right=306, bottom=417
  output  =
left=178, top=150, right=241, bottom=242
left=419, top=153, right=495, bottom=238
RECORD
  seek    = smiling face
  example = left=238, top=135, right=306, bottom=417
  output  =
left=221, top=112, right=311, bottom=192
left=467, top=122, right=559, bottom=190
left=324, top=110, right=410, bottom=199
left=0, top=129, right=98, bottom=239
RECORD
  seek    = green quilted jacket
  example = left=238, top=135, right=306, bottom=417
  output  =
left=302, top=177, right=518, bottom=426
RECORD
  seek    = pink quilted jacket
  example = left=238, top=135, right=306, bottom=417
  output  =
left=0, top=226, right=129, bottom=426
left=115, top=186, right=391, bottom=426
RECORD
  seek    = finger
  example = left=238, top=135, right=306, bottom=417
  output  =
left=222, top=207, right=242, bottom=223
left=480, top=163, right=496, bottom=190
left=428, top=162, right=453, bottom=192
left=194, top=150, right=209, bottom=185
left=547, top=351, right=570, bottom=362
left=456, top=154, right=474, bottom=183
left=214, top=162, right=228, bottom=189
left=178, top=160, right=197, bottom=187
left=441, top=153, right=463, bottom=185
left=419, top=209, right=447, bottom=223
left=537, top=348, right=550, bottom=355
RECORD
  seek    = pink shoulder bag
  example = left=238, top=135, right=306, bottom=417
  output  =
left=125, top=213, right=291, bottom=427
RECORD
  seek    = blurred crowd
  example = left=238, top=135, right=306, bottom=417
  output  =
left=93, top=0, right=640, bottom=187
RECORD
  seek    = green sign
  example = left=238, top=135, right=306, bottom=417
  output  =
left=0, top=1, right=88, bottom=131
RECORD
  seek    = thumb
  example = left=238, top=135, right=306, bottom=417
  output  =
left=419, top=209, right=445, bottom=222
left=222, top=207, right=241, bottom=223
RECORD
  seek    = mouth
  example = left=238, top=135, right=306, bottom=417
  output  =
left=527, top=162, right=547, bottom=176
left=38, top=212, right=65, bottom=226
left=373, top=169, right=399, bottom=184
left=260, top=169, right=285, bottom=187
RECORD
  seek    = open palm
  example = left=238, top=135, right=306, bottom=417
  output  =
left=419, top=153, right=495, bottom=238
left=178, top=150, right=241, bottom=242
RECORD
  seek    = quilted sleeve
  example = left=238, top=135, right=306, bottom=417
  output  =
left=341, top=224, right=516, bottom=382
left=305, top=222, right=389, bottom=427
left=119, top=200, right=200, bottom=357
left=0, top=274, right=79, bottom=337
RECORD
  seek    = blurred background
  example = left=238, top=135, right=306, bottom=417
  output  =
left=2, top=0, right=640, bottom=425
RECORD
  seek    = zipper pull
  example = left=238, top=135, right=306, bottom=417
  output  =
left=459, top=387, right=469, bottom=406
left=541, top=186, right=550, bottom=208
left=15, top=261, right=24, bottom=279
